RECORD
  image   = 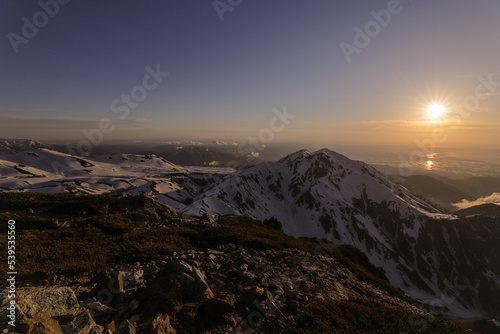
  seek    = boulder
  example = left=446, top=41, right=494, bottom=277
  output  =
left=0, top=302, right=29, bottom=333
left=200, top=213, right=216, bottom=224
left=88, top=270, right=125, bottom=306
left=166, top=260, right=192, bottom=274
left=113, top=320, right=136, bottom=334
left=143, top=263, right=214, bottom=316
left=166, top=271, right=213, bottom=300
left=81, top=299, right=117, bottom=318
left=26, top=316, right=63, bottom=334
left=17, top=287, right=79, bottom=319
left=235, top=287, right=264, bottom=309
left=197, top=299, right=234, bottom=322
left=64, top=308, right=104, bottom=334
left=140, top=314, right=176, bottom=334
left=104, top=320, right=116, bottom=333
left=122, top=269, right=144, bottom=286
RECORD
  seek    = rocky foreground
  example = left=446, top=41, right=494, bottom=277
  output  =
left=0, top=193, right=472, bottom=333
left=2, top=243, right=427, bottom=333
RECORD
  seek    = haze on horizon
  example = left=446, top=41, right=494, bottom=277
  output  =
left=1, top=0, right=499, bottom=150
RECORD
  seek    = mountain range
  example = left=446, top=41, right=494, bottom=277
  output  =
left=0, top=142, right=499, bottom=318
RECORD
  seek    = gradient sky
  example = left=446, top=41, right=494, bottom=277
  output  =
left=1, top=0, right=499, bottom=149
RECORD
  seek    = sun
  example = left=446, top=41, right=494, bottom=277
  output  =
left=426, top=103, right=446, bottom=120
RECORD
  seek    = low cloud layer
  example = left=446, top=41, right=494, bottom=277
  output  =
left=453, top=192, right=500, bottom=210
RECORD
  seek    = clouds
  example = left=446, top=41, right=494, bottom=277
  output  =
left=453, top=192, right=500, bottom=210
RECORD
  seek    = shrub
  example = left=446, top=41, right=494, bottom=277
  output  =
left=263, top=216, right=283, bottom=231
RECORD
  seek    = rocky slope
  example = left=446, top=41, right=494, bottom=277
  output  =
left=0, top=246, right=429, bottom=334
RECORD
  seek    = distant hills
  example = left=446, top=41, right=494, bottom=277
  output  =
left=0, top=138, right=66, bottom=155
left=455, top=203, right=500, bottom=217
left=139, top=144, right=258, bottom=167
left=0, top=138, right=260, bottom=168
left=399, top=175, right=473, bottom=212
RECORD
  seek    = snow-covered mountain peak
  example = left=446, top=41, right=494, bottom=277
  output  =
left=278, top=148, right=311, bottom=163
left=181, top=148, right=500, bottom=316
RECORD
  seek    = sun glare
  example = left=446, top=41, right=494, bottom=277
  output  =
left=426, top=103, right=446, bottom=120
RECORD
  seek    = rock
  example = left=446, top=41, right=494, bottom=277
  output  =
left=26, top=316, right=63, bottom=334
left=167, top=270, right=214, bottom=300
left=197, top=299, right=234, bottom=322
left=81, top=299, right=117, bottom=318
left=236, top=287, right=264, bottom=309
left=240, top=271, right=256, bottom=280
left=0, top=302, right=29, bottom=333
left=92, top=270, right=124, bottom=291
left=88, top=270, right=125, bottom=306
left=238, top=264, right=256, bottom=280
left=47, top=273, right=57, bottom=285
left=104, top=321, right=116, bottom=333
left=143, top=262, right=159, bottom=275
left=142, top=263, right=215, bottom=318
left=201, top=213, right=216, bottom=224
left=17, top=287, right=79, bottom=319
left=166, top=260, right=192, bottom=274
left=206, top=249, right=224, bottom=256
left=313, top=293, right=325, bottom=301
left=189, top=268, right=214, bottom=299
left=267, top=283, right=284, bottom=297
left=151, top=263, right=214, bottom=302
left=140, top=314, right=176, bottom=334
left=64, top=308, right=104, bottom=334
left=129, top=315, right=140, bottom=324
left=122, top=269, right=144, bottom=285
left=113, top=320, right=136, bottom=334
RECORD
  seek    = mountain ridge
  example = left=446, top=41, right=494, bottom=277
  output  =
left=0, top=146, right=498, bottom=317
left=181, top=148, right=500, bottom=317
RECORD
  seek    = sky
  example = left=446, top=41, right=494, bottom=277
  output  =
left=1, top=0, right=499, bottom=150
